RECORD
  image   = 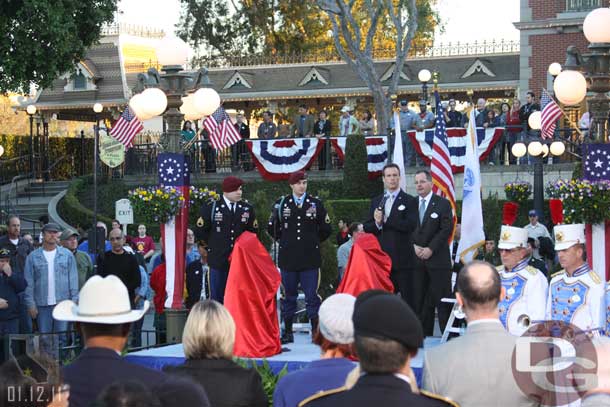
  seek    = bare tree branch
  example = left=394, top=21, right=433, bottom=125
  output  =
left=387, top=0, right=417, bottom=96
left=364, top=0, right=384, bottom=55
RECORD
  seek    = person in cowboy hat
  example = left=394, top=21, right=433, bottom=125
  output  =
left=267, top=170, right=331, bottom=344
left=545, top=224, right=605, bottom=332
left=496, top=224, right=548, bottom=336
left=194, top=176, right=257, bottom=304
left=54, top=275, right=209, bottom=407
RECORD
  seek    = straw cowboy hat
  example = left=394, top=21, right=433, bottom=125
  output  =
left=53, top=275, right=149, bottom=324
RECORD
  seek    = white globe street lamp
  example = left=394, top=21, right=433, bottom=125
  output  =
left=550, top=141, right=566, bottom=156
left=93, top=103, right=103, bottom=113
left=548, top=62, right=562, bottom=77
left=528, top=111, right=542, bottom=130
left=553, top=70, right=587, bottom=105
left=26, top=104, right=37, bottom=115
left=527, top=141, right=543, bottom=157
left=141, top=87, right=168, bottom=117
left=180, top=94, right=201, bottom=121
left=156, top=36, right=189, bottom=67
left=583, top=7, right=610, bottom=43
left=418, top=69, right=432, bottom=83
left=511, top=142, right=527, bottom=158
left=193, top=88, right=221, bottom=116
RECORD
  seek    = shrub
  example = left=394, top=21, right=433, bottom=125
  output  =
left=343, top=133, right=381, bottom=198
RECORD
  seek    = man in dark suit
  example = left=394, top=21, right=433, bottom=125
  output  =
left=232, top=113, right=250, bottom=170
left=363, top=163, right=418, bottom=303
left=54, top=275, right=210, bottom=407
left=290, top=105, right=315, bottom=138
left=195, top=176, right=257, bottom=304
left=303, top=292, right=456, bottom=407
left=267, top=171, right=331, bottom=344
left=412, top=170, right=453, bottom=336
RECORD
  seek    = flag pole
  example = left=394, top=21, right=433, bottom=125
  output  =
left=543, top=88, right=584, bottom=139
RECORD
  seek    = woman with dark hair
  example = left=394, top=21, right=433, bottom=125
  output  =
left=359, top=110, right=375, bottom=135
left=163, top=300, right=267, bottom=407
left=314, top=110, right=332, bottom=170
left=273, top=294, right=357, bottom=407
left=181, top=121, right=196, bottom=144
left=496, top=102, right=513, bottom=165
left=506, top=98, right=523, bottom=164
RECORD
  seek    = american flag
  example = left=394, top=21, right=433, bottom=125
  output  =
left=157, top=152, right=190, bottom=309
left=541, top=88, right=562, bottom=140
left=109, top=107, right=143, bottom=148
left=431, top=91, right=457, bottom=235
left=203, top=106, right=241, bottom=150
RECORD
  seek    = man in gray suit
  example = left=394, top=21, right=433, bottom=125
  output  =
left=422, top=261, right=539, bottom=407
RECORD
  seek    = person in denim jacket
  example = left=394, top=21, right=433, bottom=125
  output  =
left=24, top=223, right=78, bottom=357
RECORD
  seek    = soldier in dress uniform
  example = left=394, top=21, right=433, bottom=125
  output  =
left=496, top=225, right=548, bottom=336
left=545, top=224, right=605, bottom=332
left=194, top=176, right=257, bottom=304
left=268, top=171, right=331, bottom=344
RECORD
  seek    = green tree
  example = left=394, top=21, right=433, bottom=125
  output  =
left=0, top=0, right=117, bottom=93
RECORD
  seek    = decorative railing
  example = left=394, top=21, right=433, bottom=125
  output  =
left=101, top=23, right=166, bottom=39
left=194, top=40, right=520, bottom=69
left=566, top=0, right=601, bottom=12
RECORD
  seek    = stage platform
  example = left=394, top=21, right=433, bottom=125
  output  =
left=125, top=334, right=442, bottom=386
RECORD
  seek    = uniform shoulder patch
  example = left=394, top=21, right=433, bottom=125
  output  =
left=495, top=265, right=504, bottom=272
left=526, top=265, right=539, bottom=275
left=589, top=271, right=601, bottom=284
left=196, top=217, right=204, bottom=227
left=325, top=214, right=331, bottom=224
left=420, top=390, right=460, bottom=407
left=551, top=269, right=566, bottom=278
left=298, top=386, right=348, bottom=407
left=253, top=219, right=258, bottom=229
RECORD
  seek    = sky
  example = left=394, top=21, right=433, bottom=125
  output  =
left=116, top=0, right=521, bottom=45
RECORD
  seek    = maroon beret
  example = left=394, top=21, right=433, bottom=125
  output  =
left=288, top=171, right=307, bottom=185
left=222, top=176, right=244, bottom=193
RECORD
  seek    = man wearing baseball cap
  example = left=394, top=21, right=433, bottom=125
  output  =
left=524, top=209, right=551, bottom=261
left=496, top=224, right=548, bottom=336
left=268, top=171, right=331, bottom=344
left=60, top=228, right=93, bottom=289
left=546, top=223, right=605, bottom=332
left=194, top=176, right=257, bottom=303
left=303, top=292, right=455, bottom=406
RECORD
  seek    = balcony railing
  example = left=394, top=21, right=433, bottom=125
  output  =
left=566, top=0, right=601, bottom=12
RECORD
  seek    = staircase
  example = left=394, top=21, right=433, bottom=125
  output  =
left=10, top=181, right=71, bottom=236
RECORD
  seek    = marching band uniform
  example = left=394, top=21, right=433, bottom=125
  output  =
left=496, top=226, right=548, bottom=336
left=267, top=171, right=331, bottom=344
left=194, top=177, right=257, bottom=304
left=545, top=224, right=605, bottom=332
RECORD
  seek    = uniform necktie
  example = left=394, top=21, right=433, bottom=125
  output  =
left=419, top=198, right=426, bottom=224
left=230, top=202, right=235, bottom=213
left=384, top=193, right=393, bottom=222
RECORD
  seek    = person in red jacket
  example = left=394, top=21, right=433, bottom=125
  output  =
left=150, top=262, right=167, bottom=344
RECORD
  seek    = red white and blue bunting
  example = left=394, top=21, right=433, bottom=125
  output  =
left=330, top=136, right=388, bottom=179
left=408, top=127, right=504, bottom=172
left=246, top=138, right=323, bottom=180
left=246, top=128, right=502, bottom=180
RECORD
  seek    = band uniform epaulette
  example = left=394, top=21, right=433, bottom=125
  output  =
left=420, top=390, right=461, bottom=407
left=297, top=386, right=348, bottom=407
left=526, top=265, right=539, bottom=276
left=589, top=270, right=601, bottom=284
left=551, top=269, right=566, bottom=278
left=495, top=265, right=504, bottom=273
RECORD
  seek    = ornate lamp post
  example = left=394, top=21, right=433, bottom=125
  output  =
left=91, top=102, right=103, bottom=267
left=130, top=36, right=220, bottom=153
left=554, top=7, right=610, bottom=143
left=511, top=112, right=565, bottom=220
left=26, top=104, right=36, bottom=176
left=418, top=69, right=432, bottom=103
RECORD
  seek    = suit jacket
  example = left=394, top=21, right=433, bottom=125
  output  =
left=363, top=190, right=418, bottom=271
left=291, top=114, right=315, bottom=137
left=163, top=358, right=268, bottom=407
left=195, top=199, right=257, bottom=272
left=186, top=260, right=209, bottom=308
left=423, top=320, right=539, bottom=407
left=314, top=119, right=332, bottom=137
left=235, top=122, right=250, bottom=139
left=62, top=347, right=167, bottom=407
left=267, top=194, right=331, bottom=271
left=412, top=194, right=452, bottom=270
left=303, top=374, right=454, bottom=407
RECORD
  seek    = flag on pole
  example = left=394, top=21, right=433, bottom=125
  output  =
left=392, top=111, right=407, bottom=192
left=157, top=153, right=190, bottom=309
left=109, top=107, right=143, bottom=148
left=431, top=91, right=457, bottom=237
left=455, top=109, right=485, bottom=263
left=541, top=88, right=563, bottom=140
left=204, top=106, right=241, bottom=150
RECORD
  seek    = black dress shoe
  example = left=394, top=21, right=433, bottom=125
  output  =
left=280, top=332, right=294, bottom=344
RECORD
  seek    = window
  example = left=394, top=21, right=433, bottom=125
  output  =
left=566, top=0, right=601, bottom=12
left=73, top=70, right=86, bottom=90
